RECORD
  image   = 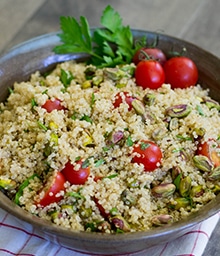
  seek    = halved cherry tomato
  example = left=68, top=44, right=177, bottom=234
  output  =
left=135, top=60, right=165, bottom=90
left=62, top=160, right=90, bottom=185
left=197, top=139, right=220, bottom=167
left=113, top=92, right=135, bottom=111
left=37, top=172, right=66, bottom=207
left=42, top=99, right=65, bottom=113
left=163, top=56, right=198, bottom=89
left=133, top=47, right=167, bottom=66
left=132, top=140, right=162, bottom=172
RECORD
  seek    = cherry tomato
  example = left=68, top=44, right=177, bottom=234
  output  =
left=197, top=139, right=220, bottom=167
left=163, top=56, right=198, bottom=89
left=133, top=47, right=167, bottom=66
left=135, top=60, right=165, bottom=90
left=62, top=160, right=90, bottom=185
left=37, top=172, right=66, bottom=207
left=132, top=140, right=162, bottom=172
left=42, top=99, right=65, bottom=113
left=113, top=92, right=135, bottom=111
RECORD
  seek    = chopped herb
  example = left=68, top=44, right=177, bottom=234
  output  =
left=80, top=114, right=93, bottom=123
left=82, top=158, right=90, bottom=168
left=14, top=174, right=40, bottom=205
left=105, top=173, right=118, bottom=179
left=8, top=87, right=14, bottom=94
left=196, top=105, right=205, bottom=116
left=71, top=111, right=78, bottom=120
left=126, top=135, right=133, bottom=147
left=42, top=89, right=48, bottom=95
left=176, top=135, right=192, bottom=141
left=172, top=148, right=184, bottom=153
left=31, top=98, right=38, bottom=108
left=66, top=191, right=84, bottom=199
left=140, top=142, right=150, bottom=150
left=109, top=207, right=118, bottom=216
left=75, top=156, right=81, bottom=162
left=173, top=173, right=182, bottom=190
left=60, top=68, right=74, bottom=88
left=90, top=92, right=96, bottom=109
left=95, top=159, right=105, bottom=167
left=37, top=121, right=48, bottom=131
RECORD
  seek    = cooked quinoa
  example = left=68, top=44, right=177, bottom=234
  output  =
left=0, top=61, right=220, bottom=233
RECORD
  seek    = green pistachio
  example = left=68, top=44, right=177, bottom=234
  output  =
left=179, top=176, right=191, bottom=197
left=190, top=185, right=204, bottom=197
left=166, top=104, right=191, bottom=118
left=110, top=215, right=130, bottom=232
left=152, top=183, right=176, bottom=198
left=143, top=93, right=156, bottom=106
left=193, top=155, right=214, bottom=172
left=151, top=214, right=173, bottom=226
left=208, top=166, right=220, bottom=181
left=173, top=197, right=190, bottom=210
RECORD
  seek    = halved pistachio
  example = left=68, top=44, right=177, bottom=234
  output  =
left=192, top=127, right=206, bottom=140
left=143, top=93, right=156, bottom=106
left=166, top=104, right=191, bottom=118
left=132, top=99, right=156, bottom=123
left=103, top=68, right=125, bottom=81
left=151, top=214, right=173, bottom=226
left=131, top=99, right=145, bottom=116
left=190, top=185, right=204, bottom=197
left=208, top=166, right=220, bottom=181
left=193, top=155, right=214, bottom=172
left=110, top=215, right=130, bottom=232
left=172, top=197, right=190, bottom=210
left=92, top=76, right=103, bottom=86
left=152, top=183, right=176, bottom=198
left=169, top=117, right=179, bottom=130
left=179, top=176, right=191, bottom=197
left=82, top=80, right=92, bottom=89
left=203, top=97, right=220, bottom=110
left=84, top=66, right=96, bottom=80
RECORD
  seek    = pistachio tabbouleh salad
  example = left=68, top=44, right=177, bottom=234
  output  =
left=0, top=61, right=220, bottom=233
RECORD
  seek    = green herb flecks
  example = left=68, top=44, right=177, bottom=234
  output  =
left=14, top=174, right=40, bottom=205
left=60, top=68, right=74, bottom=89
left=80, top=114, right=93, bottom=124
left=140, top=142, right=150, bottom=150
left=53, top=5, right=145, bottom=67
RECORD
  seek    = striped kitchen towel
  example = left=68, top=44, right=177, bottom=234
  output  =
left=0, top=207, right=219, bottom=256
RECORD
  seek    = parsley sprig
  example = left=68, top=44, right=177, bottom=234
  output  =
left=53, top=5, right=145, bottom=67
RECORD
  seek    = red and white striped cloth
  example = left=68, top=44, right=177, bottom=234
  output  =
left=0, top=208, right=219, bottom=256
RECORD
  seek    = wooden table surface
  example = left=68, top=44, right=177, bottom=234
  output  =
left=0, top=0, right=220, bottom=255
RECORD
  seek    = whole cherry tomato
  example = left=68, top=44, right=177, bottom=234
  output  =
left=42, top=99, right=65, bottom=113
left=113, top=92, right=135, bottom=111
left=62, top=160, right=90, bottom=185
left=37, top=172, right=66, bottom=207
left=197, top=139, right=220, bottom=167
left=135, top=60, right=165, bottom=90
left=132, top=140, right=162, bottom=172
left=163, top=56, right=198, bottom=89
left=133, top=47, right=167, bottom=66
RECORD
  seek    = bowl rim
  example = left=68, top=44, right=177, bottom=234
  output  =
left=0, top=29, right=220, bottom=244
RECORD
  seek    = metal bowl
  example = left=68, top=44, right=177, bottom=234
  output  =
left=0, top=30, right=220, bottom=255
